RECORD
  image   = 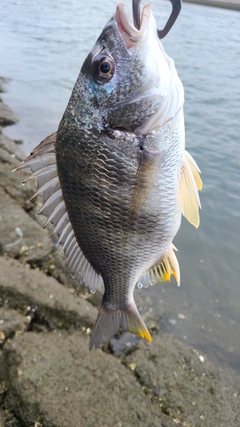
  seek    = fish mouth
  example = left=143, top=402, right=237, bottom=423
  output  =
left=115, top=2, right=152, bottom=49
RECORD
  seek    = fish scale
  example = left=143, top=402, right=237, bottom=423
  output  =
left=56, top=112, right=182, bottom=294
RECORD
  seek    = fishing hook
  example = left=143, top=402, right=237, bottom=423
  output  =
left=132, top=0, right=182, bottom=38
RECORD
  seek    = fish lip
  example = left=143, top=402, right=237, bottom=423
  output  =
left=115, top=2, right=152, bottom=48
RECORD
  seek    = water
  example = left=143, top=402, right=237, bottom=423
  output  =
left=1, top=0, right=240, bottom=373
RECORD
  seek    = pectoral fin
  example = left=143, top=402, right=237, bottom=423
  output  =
left=130, top=149, right=161, bottom=218
left=124, top=148, right=161, bottom=240
left=180, top=151, right=202, bottom=228
left=139, top=245, right=180, bottom=287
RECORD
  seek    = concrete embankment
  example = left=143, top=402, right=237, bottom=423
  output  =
left=183, top=0, right=240, bottom=11
left=0, top=77, right=239, bottom=427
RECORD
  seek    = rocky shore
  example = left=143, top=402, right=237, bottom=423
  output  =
left=183, top=0, right=240, bottom=11
left=0, top=77, right=239, bottom=426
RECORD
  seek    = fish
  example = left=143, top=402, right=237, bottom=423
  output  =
left=16, top=0, right=202, bottom=350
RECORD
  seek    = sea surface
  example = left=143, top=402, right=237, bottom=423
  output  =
left=0, top=0, right=240, bottom=375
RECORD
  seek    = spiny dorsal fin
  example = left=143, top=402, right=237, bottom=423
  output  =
left=139, top=245, right=180, bottom=287
left=14, top=133, right=103, bottom=292
left=180, top=151, right=202, bottom=229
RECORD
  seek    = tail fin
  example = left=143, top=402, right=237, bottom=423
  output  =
left=89, top=301, right=152, bottom=350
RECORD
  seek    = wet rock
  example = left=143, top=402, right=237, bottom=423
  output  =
left=0, top=140, right=34, bottom=208
left=4, top=331, right=168, bottom=427
left=0, top=256, right=97, bottom=330
left=0, top=133, right=25, bottom=162
left=0, top=352, right=8, bottom=427
left=0, top=186, right=54, bottom=264
left=0, top=148, right=20, bottom=169
left=0, top=409, right=6, bottom=427
left=0, top=308, right=28, bottom=343
left=121, top=333, right=240, bottom=426
left=0, top=77, right=10, bottom=93
left=0, top=103, right=18, bottom=127
left=0, top=407, right=19, bottom=427
left=0, top=76, right=11, bottom=92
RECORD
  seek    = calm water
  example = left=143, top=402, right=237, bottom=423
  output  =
left=1, top=0, right=240, bottom=373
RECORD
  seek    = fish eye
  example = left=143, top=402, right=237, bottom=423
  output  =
left=100, top=60, right=111, bottom=74
left=92, top=54, right=115, bottom=83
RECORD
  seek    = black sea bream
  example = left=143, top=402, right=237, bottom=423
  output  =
left=17, top=1, right=202, bottom=349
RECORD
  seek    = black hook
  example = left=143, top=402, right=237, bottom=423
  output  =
left=132, top=0, right=182, bottom=39
left=132, top=0, right=141, bottom=29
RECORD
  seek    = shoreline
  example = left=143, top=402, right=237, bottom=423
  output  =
left=0, top=78, right=239, bottom=426
left=183, top=0, right=240, bottom=11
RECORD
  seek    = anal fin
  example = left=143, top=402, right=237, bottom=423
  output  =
left=139, top=245, right=180, bottom=288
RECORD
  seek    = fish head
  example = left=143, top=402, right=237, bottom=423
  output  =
left=69, top=2, right=184, bottom=134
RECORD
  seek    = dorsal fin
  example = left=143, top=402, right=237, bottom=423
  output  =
left=138, top=244, right=180, bottom=288
left=180, top=150, right=202, bottom=229
left=14, top=133, right=103, bottom=292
